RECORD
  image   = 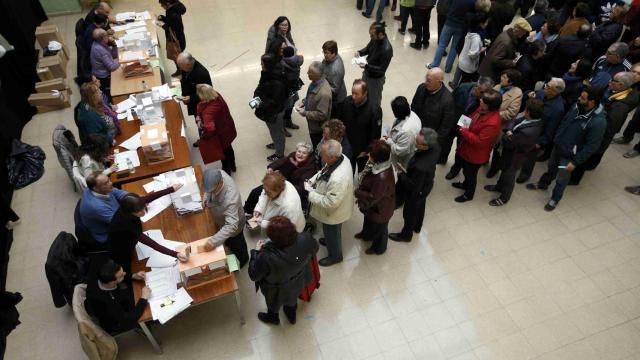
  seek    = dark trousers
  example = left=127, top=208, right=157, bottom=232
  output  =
left=622, top=109, right=640, bottom=142
left=459, top=155, right=481, bottom=199
left=357, top=0, right=365, bottom=9
left=244, top=185, right=263, bottom=214
left=400, top=192, right=427, bottom=238
left=322, top=223, right=343, bottom=261
left=448, top=152, right=464, bottom=175
left=399, top=5, right=414, bottom=32
left=97, top=76, right=112, bottom=104
left=226, top=232, right=249, bottom=268
left=538, top=148, right=571, bottom=203
left=351, top=154, right=368, bottom=174
left=221, top=145, right=236, bottom=173
left=488, top=142, right=503, bottom=174
left=413, top=6, right=433, bottom=45
left=310, top=133, right=323, bottom=151
left=362, top=216, right=389, bottom=254
left=439, top=130, right=458, bottom=164
left=494, top=149, right=527, bottom=202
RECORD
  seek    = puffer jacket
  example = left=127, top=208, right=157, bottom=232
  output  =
left=308, top=155, right=354, bottom=225
left=254, top=181, right=306, bottom=232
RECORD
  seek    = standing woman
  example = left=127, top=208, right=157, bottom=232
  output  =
left=195, top=84, right=238, bottom=173
left=265, top=16, right=295, bottom=54
left=385, top=96, right=421, bottom=171
left=254, top=54, right=288, bottom=162
left=158, top=0, right=187, bottom=77
left=354, top=140, right=395, bottom=255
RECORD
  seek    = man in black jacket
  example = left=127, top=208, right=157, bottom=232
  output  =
left=485, top=99, right=545, bottom=206
left=176, top=52, right=212, bottom=145
left=390, top=128, right=440, bottom=242
left=338, top=79, right=382, bottom=172
left=546, top=24, right=592, bottom=77
left=85, top=259, right=150, bottom=334
left=411, top=67, right=456, bottom=149
left=356, top=22, right=393, bottom=111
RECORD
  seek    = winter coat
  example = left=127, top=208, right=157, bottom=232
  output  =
left=553, top=103, right=607, bottom=164
left=600, top=88, right=640, bottom=151
left=590, top=56, right=633, bottom=90
left=248, top=232, right=319, bottom=311
left=358, top=37, right=394, bottom=78
left=303, top=78, right=333, bottom=134
left=478, top=29, right=518, bottom=83
left=386, top=111, right=422, bottom=169
left=354, top=163, right=395, bottom=223
left=265, top=26, right=295, bottom=54
left=254, top=68, right=288, bottom=123
left=561, top=73, right=587, bottom=111
left=503, top=116, right=544, bottom=154
left=457, top=108, right=502, bottom=164
left=180, top=60, right=212, bottom=116
left=590, top=21, right=624, bottom=60
left=396, top=143, right=441, bottom=200
left=45, top=231, right=85, bottom=308
left=268, top=152, right=318, bottom=198
left=546, top=35, right=592, bottom=77
left=458, top=32, right=483, bottom=73
left=322, top=54, right=347, bottom=104
left=77, top=102, right=113, bottom=145
left=308, top=155, right=354, bottom=225
left=339, top=96, right=383, bottom=156
left=196, top=94, right=237, bottom=163
left=486, top=0, right=516, bottom=42
left=159, top=1, right=187, bottom=50
left=535, top=90, right=566, bottom=147
left=411, top=84, right=456, bottom=145
left=204, top=171, right=245, bottom=247
left=254, top=181, right=306, bottom=233
left=559, top=17, right=590, bottom=37
left=494, top=85, right=523, bottom=125
left=52, top=125, right=79, bottom=184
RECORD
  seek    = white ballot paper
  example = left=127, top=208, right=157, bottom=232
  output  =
left=146, top=267, right=178, bottom=301
left=116, top=95, right=137, bottom=113
left=149, top=287, right=193, bottom=324
left=115, top=150, right=140, bottom=169
left=352, top=56, right=367, bottom=66
left=151, top=84, right=172, bottom=101
left=115, top=38, right=124, bottom=48
left=119, top=132, right=142, bottom=150
left=141, top=194, right=172, bottom=223
left=457, top=115, right=472, bottom=129
left=136, top=11, right=152, bottom=20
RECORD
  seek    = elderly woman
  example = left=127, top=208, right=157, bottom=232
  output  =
left=354, top=140, right=395, bottom=255
left=249, top=216, right=318, bottom=325
left=77, top=83, right=117, bottom=145
left=315, top=119, right=353, bottom=167
left=487, top=69, right=523, bottom=178
left=77, top=133, right=117, bottom=177
left=251, top=172, right=306, bottom=233
left=195, top=84, right=237, bottom=173
left=265, top=16, right=295, bottom=54
left=243, top=142, right=316, bottom=214
left=385, top=96, right=421, bottom=171
left=89, top=28, right=119, bottom=102
left=451, top=89, right=502, bottom=203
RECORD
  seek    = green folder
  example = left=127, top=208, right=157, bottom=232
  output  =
left=227, top=254, right=240, bottom=272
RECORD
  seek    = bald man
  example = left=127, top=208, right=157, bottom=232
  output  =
left=176, top=52, right=212, bottom=139
left=84, top=2, right=124, bottom=32
left=410, top=68, right=456, bottom=149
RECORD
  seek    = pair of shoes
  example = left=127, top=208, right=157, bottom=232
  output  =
left=623, top=149, right=640, bottom=158
left=257, top=312, right=280, bottom=325
left=170, top=70, right=181, bottom=78
left=389, top=232, right=411, bottom=242
left=398, top=29, right=406, bottom=35
left=526, top=182, right=547, bottom=190
left=361, top=12, right=371, bottom=18
left=192, top=141, right=199, bottom=148
left=267, top=153, right=283, bottom=162
left=484, top=184, right=499, bottom=192
left=285, top=122, right=300, bottom=130
left=409, top=42, right=422, bottom=50
left=612, top=136, right=631, bottom=144
left=354, top=232, right=364, bottom=239
left=489, top=198, right=507, bottom=206
left=624, top=185, right=640, bottom=195
left=422, top=42, right=430, bottom=48
left=516, top=174, right=529, bottom=184
left=284, top=129, right=292, bottom=138
left=318, top=238, right=326, bottom=246
left=454, top=194, right=472, bottom=203
left=319, top=257, right=341, bottom=267
left=486, top=168, right=499, bottom=178
left=451, top=182, right=464, bottom=190
left=445, top=170, right=458, bottom=180
left=266, top=143, right=275, bottom=149
left=544, top=200, right=557, bottom=212
left=365, top=248, right=381, bottom=255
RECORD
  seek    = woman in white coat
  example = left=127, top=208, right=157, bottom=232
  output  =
left=384, top=96, right=422, bottom=171
left=252, top=172, right=305, bottom=233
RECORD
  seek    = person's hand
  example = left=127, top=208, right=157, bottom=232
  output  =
left=566, top=162, right=576, bottom=172
left=141, top=286, right=151, bottom=300
left=256, top=239, right=265, bottom=251
left=172, top=183, right=184, bottom=192
left=111, top=104, right=118, bottom=112
left=304, top=180, right=314, bottom=193
left=132, top=271, right=146, bottom=281
left=177, top=251, right=189, bottom=262
left=253, top=211, right=262, bottom=219
left=181, top=96, right=190, bottom=103
left=107, top=154, right=115, bottom=161
left=107, top=29, right=115, bottom=35
left=112, top=139, right=117, bottom=146
left=109, top=163, right=119, bottom=172
left=204, top=241, right=214, bottom=252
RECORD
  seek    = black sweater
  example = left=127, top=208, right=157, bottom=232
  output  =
left=85, top=281, right=146, bottom=334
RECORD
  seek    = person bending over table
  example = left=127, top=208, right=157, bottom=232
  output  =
left=248, top=172, right=306, bottom=233
left=201, top=169, right=250, bottom=267
left=85, top=259, right=150, bottom=334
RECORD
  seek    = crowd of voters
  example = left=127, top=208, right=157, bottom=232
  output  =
left=69, top=0, right=640, bottom=330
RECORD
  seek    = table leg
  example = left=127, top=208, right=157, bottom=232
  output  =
left=234, top=291, right=246, bottom=325
left=139, top=321, right=163, bottom=354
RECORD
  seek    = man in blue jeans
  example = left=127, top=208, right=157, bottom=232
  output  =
left=361, top=0, right=388, bottom=23
left=427, top=0, right=475, bottom=73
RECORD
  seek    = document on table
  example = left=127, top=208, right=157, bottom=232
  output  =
left=146, top=267, right=178, bottom=301
left=116, top=95, right=137, bottom=113
left=136, top=11, right=152, bottom=20
left=115, top=12, right=136, bottom=22
left=125, top=27, right=148, bottom=35
left=149, top=287, right=193, bottom=324
left=119, top=132, right=142, bottom=151
left=127, top=20, right=147, bottom=29
left=115, top=150, right=140, bottom=169
left=143, top=178, right=166, bottom=193
left=141, top=194, right=172, bottom=223
left=152, top=84, right=172, bottom=101
left=121, top=50, right=145, bottom=62
left=111, top=24, right=128, bottom=32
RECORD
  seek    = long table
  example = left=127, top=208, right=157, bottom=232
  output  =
left=122, top=165, right=244, bottom=354
left=110, top=95, right=191, bottom=186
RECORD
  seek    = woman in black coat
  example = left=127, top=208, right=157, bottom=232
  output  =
left=158, top=0, right=187, bottom=76
left=248, top=216, right=319, bottom=325
left=265, top=16, right=295, bottom=54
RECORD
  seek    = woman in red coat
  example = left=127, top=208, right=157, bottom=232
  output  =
left=452, top=88, right=502, bottom=203
left=196, top=84, right=238, bottom=173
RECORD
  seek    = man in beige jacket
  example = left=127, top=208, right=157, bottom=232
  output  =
left=296, top=61, right=333, bottom=150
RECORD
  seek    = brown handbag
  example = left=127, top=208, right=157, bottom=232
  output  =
left=166, top=29, right=181, bottom=61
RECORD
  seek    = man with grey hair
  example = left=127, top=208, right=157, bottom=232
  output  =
left=90, top=28, right=119, bottom=102
left=390, top=128, right=440, bottom=242
left=570, top=71, right=640, bottom=184
left=297, top=61, right=332, bottom=150
left=201, top=168, right=249, bottom=267
left=590, top=42, right=632, bottom=90
left=305, top=139, right=354, bottom=266
left=177, top=51, right=212, bottom=140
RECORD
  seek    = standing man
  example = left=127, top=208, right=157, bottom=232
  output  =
left=305, top=140, right=354, bottom=267
left=410, top=67, right=456, bottom=149
left=478, top=19, right=532, bottom=83
left=321, top=41, right=347, bottom=117
left=84, top=1, right=123, bottom=31
left=527, top=87, right=607, bottom=211
left=338, top=79, right=383, bottom=172
left=201, top=169, right=250, bottom=267
left=297, top=62, right=333, bottom=150
left=410, top=0, right=436, bottom=50
left=389, top=128, right=440, bottom=242
left=427, top=0, right=475, bottom=73
left=356, top=22, right=394, bottom=111
left=590, top=42, right=632, bottom=90
left=176, top=51, right=212, bottom=146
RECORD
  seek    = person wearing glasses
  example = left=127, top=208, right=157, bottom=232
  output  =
left=590, top=42, right=632, bottom=90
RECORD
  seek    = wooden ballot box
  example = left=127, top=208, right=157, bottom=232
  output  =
left=140, top=122, right=174, bottom=164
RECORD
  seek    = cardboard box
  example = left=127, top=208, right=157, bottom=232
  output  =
left=35, top=79, right=69, bottom=93
left=35, top=25, right=70, bottom=60
left=38, top=51, right=67, bottom=79
left=140, top=122, right=174, bottom=164
left=36, top=67, right=54, bottom=81
left=28, top=89, right=71, bottom=113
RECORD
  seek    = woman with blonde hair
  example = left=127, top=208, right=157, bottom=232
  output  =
left=77, top=83, right=118, bottom=145
left=195, top=84, right=238, bottom=173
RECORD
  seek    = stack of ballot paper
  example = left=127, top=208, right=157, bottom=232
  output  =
left=146, top=267, right=178, bottom=300
left=149, top=288, right=193, bottom=324
left=116, top=95, right=137, bottom=113
left=140, top=194, right=172, bottom=223
left=115, top=12, right=136, bottom=22
left=457, top=115, right=472, bottom=129
left=164, top=167, right=203, bottom=215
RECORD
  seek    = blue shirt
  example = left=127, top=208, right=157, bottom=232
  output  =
left=79, top=188, right=128, bottom=242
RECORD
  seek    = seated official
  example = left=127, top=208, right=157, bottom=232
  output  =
left=243, top=142, right=315, bottom=215
left=77, top=133, right=117, bottom=178
left=250, top=172, right=306, bottom=233
left=248, top=216, right=319, bottom=325
left=75, top=74, right=120, bottom=131
left=85, top=259, right=150, bottom=334
left=90, top=28, right=119, bottom=102
left=108, top=188, right=188, bottom=274
left=77, top=83, right=117, bottom=145
left=79, top=172, right=128, bottom=245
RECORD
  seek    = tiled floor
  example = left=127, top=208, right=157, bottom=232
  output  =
left=6, top=0, right=640, bottom=359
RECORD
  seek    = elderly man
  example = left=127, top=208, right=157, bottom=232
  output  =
left=176, top=52, right=212, bottom=141
left=305, top=140, right=354, bottom=267
left=527, top=87, right=607, bottom=211
left=390, top=128, right=440, bottom=242
left=84, top=1, right=123, bottom=31
left=201, top=169, right=249, bottom=267
left=590, top=42, right=633, bottom=90
left=338, top=79, right=382, bottom=172
left=411, top=68, right=456, bottom=148
left=90, top=28, right=119, bottom=102
left=571, top=72, right=639, bottom=184
left=518, top=77, right=567, bottom=183
left=478, top=18, right=532, bottom=83
left=78, top=172, right=128, bottom=245
left=321, top=40, right=347, bottom=117
left=297, top=61, right=332, bottom=150
left=356, top=22, right=393, bottom=110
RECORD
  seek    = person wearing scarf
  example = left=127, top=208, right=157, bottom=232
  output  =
left=354, top=140, right=395, bottom=255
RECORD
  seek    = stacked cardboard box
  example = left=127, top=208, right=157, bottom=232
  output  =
left=32, top=25, right=71, bottom=113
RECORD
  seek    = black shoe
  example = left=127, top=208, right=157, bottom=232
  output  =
left=409, top=42, right=422, bottom=50
left=365, top=248, right=381, bottom=255
left=319, top=238, right=326, bottom=246
left=422, top=42, right=429, bottom=48
left=516, top=174, right=529, bottom=184
left=526, top=182, right=547, bottom=190
left=266, top=143, right=275, bottom=149
left=267, top=153, right=283, bottom=162
left=284, top=129, right=292, bottom=138
left=319, top=257, right=341, bottom=267
left=285, top=122, right=300, bottom=130
left=389, top=232, right=411, bottom=242
left=544, top=200, right=557, bottom=212
left=257, top=312, right=280, bottom=325
left=408, top=28, right=415, bottom=34
left=283, top=305, right=297, bottom=325
left=484, top=184, right=499, bottom=192
left=361, top=12, right=371, bottom=18
left=398, top=29, right=406, bottom=35
left=445, top=170, right=459, bottom=180
left=489, top=198, right=507, bottom=206
left=486, top=168, right=499, bottom=178
left=454, top=194, right=472, bottom=203
left=192, top=141, right=199, bottom=148
left=451, top=182, right=464, bottom=190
